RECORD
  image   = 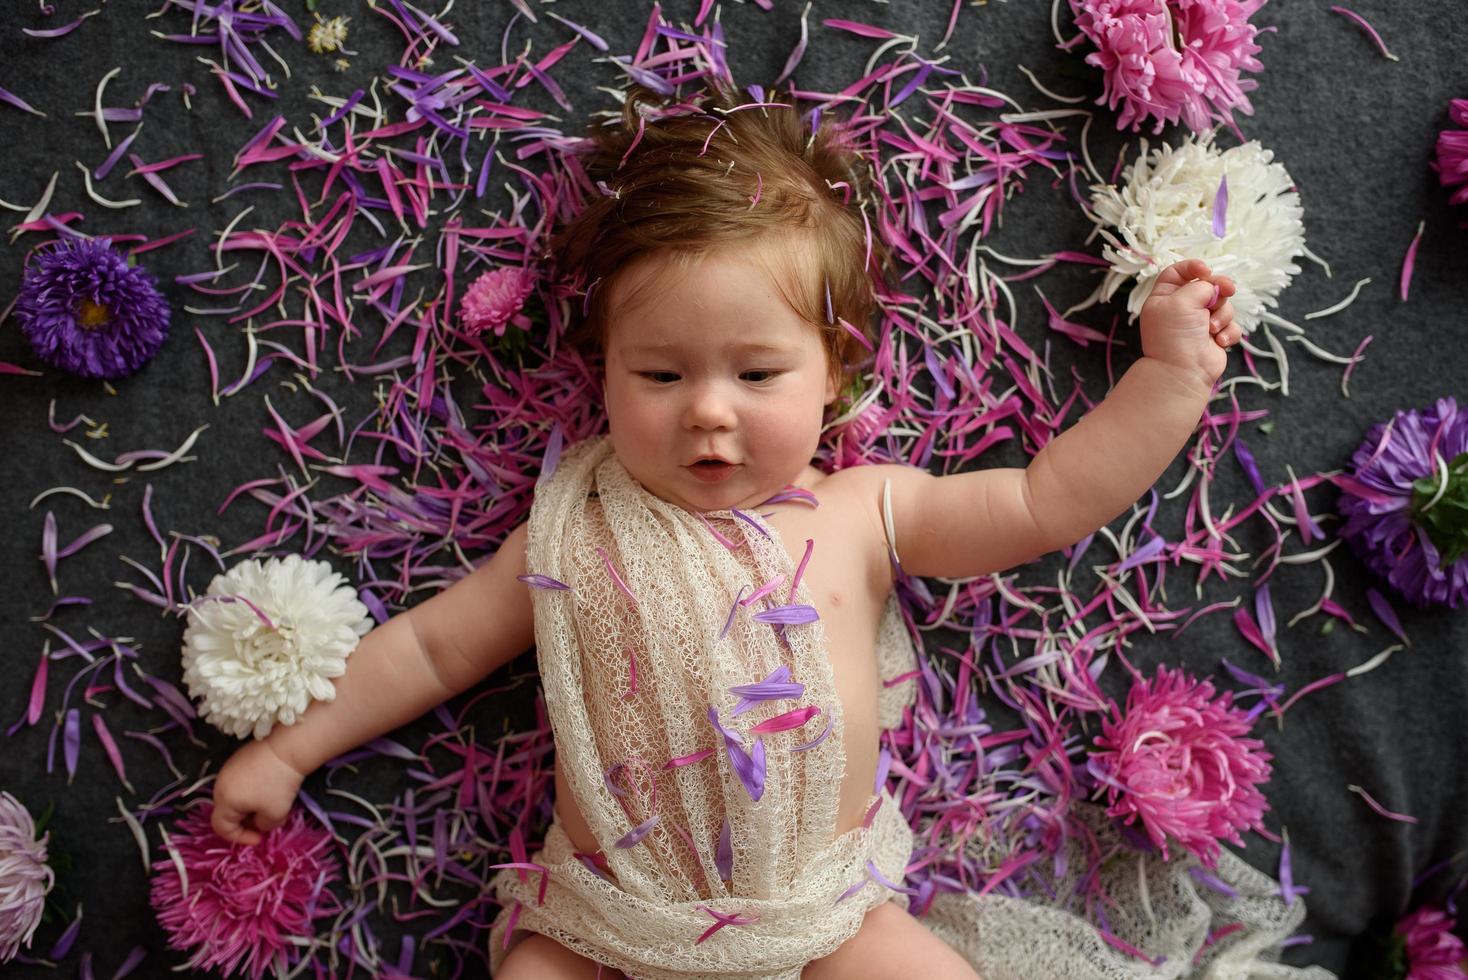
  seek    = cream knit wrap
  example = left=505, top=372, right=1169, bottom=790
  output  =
left=488, top=437, right=1335, bottom=980
left=488, top=437, right=918, bottom=978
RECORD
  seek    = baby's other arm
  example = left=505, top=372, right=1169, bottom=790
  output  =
left=868, top=259, right=1237, bottom=580
left=211, top=522, right=535, bottom=843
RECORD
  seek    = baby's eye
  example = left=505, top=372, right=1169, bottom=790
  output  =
left=640, top=371, right=680, bottom=384
left=741, top=370, right=779, bottom=383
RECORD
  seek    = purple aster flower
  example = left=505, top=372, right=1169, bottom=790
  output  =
left=1337, top=398, right=1468, bottom=609
left=14, top=237, right=170, bottom=379
left=1435, top=99, right=1468, bottom=208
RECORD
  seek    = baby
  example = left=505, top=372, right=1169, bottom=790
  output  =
left=211, top=86, right=1239, bottom=979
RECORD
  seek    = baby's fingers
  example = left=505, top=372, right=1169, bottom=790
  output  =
left=211, top=802, right=263, bottom=846
left=1209, top=300, right=1236, bottom=334
left=1152, top=258, right=1213, bottom=295
left=1173, top=277, right=1220, bottom=310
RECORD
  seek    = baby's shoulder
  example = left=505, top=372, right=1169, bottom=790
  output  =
left=789, top=463, right=922, bottom=582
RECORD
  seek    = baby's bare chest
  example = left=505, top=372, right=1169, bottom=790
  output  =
left=761, top=479, right=892, bottom=831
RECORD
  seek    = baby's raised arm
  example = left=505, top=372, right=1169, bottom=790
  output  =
left=211, top=523, right=536, bottom=844
left=873, top=259, right=1238, bottom=580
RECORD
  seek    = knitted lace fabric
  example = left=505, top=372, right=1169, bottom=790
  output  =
left=923, top=804, right=1336, bottom=980
left=488, top=436, right=918, bottom=978
left=488, top=437, right=1335, bottom=980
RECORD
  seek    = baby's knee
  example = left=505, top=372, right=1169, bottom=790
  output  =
left=496, top=931, right=624, bottom=979
left=803, top=901, right=979, bottom=980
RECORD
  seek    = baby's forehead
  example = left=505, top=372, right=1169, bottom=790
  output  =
left=608, top=233, right=817, bottom=321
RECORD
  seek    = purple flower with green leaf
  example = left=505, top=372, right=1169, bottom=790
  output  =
left=1337, top=398, right=1468, bottom=609
left=14, top=237, right=170, bottom=379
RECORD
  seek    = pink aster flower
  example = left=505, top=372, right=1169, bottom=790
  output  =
left=1068, top=0, right=1266, bottom=134
left=460, top=265, right=536, bottom=337
left=150, top=804, right=341, bottom=979
left=1435, top=99, right=1468, bottom=207
left=1396, top=905, right=1467, bottom=980
left=1090, top=665, right=1272, bottom=868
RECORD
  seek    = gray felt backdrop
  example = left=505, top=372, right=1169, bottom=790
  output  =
left=1, top=1, right=1465, bottom=978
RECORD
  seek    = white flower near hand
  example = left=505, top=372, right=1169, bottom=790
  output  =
left=181, top=555, right=372, bottom=739
left=0, top=792, right=53, bottom=963
left=1087, top=134, right=1306, bottom=333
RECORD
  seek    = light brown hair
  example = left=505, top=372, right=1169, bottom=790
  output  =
left=553, top=84, right=888, bottom=390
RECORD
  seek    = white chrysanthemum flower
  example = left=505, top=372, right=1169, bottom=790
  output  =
left=181, top=555, right=372, bottom=740
left=1089, top=134, right=1306, bottom=333
left=0, top=792, right=53, bottom=963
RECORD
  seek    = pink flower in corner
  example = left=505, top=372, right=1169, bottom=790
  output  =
left=1397, top=905, right=1468, bottom=980
left=1435, top=99, right=1468, bottom=207
left=461, top=266, right=536, bottom=337
left=1090, top=665, right=1271, bottom=868
left=1068, top=0, right=1266, bottom=134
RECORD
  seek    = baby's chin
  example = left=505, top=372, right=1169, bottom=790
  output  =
left=634, top=466, right=790, bottom=515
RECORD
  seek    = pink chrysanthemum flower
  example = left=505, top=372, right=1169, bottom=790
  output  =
left=1090, top=666, right=1272, bottom=868
left=1068, top=0, right=1267, bottom=134
left=1396, top=905, right=1468, bottom=980
left=460, top=265, right=536, bottom=337
left=1435, top=99, right=1468, bottom=207
left=0, top=792, right=55, bottom=963
left=150, top=804, right=341, bottom=979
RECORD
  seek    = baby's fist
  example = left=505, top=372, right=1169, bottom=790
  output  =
left=211, top=738, right=305, bottom=846
left=1139, top=259, right=1241, bottom=391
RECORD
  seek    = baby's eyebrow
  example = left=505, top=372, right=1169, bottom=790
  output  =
left=622, top=342, right=792, bottom=356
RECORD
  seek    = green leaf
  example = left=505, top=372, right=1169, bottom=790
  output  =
left=34, top=798, right=56, bottom=835
left=1410, top=451, right=1468, bottom=568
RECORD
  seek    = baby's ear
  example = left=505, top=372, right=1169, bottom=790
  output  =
left=824, top=370, right=838, bottom=405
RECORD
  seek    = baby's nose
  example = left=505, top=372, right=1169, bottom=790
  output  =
left=683, top=382, right=737, bottom=430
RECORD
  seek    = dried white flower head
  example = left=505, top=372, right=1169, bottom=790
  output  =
left=181, top=555, right=372, bottom=739
left=0, top=792, right=54, bottom=963
left=1088, top=135, right=1306, bottom=333
left=307, top=14, right=350, bottom=54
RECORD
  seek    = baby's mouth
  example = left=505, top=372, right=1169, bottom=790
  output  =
left=687, top=459, right=739, bottom=483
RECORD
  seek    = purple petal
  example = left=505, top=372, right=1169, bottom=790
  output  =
left=708, top=707, right=765, bottom=801
left=517, top=573, right=571, bottom=591
left=720, top=585, right=750, bottom=640
left=1366, top=587, right=1410, bottom=645
left=613, top=814, right=660, bottom=849
left=1233, top=438, right=1266, bottom=497
left=1212, top=174, right=1228, bottom=237
left=751, top=603, right=818, bottom=625
left=63, top=708, right=81, bottom=781
left=730, top=666, right=803, bottom=716
left=1254, top=584, right=1277, bottom=650
left=716, top=817, right=733, bottom=880
left=1116, top=535, right=1166, bottom=573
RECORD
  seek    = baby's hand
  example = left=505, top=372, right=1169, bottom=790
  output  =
left=1139, top=259, right=1240, bottom=391
left=211, top=737, right=307, bottom=846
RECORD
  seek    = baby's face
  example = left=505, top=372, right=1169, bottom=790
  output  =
left=602, top=242, right=837, bottom=513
